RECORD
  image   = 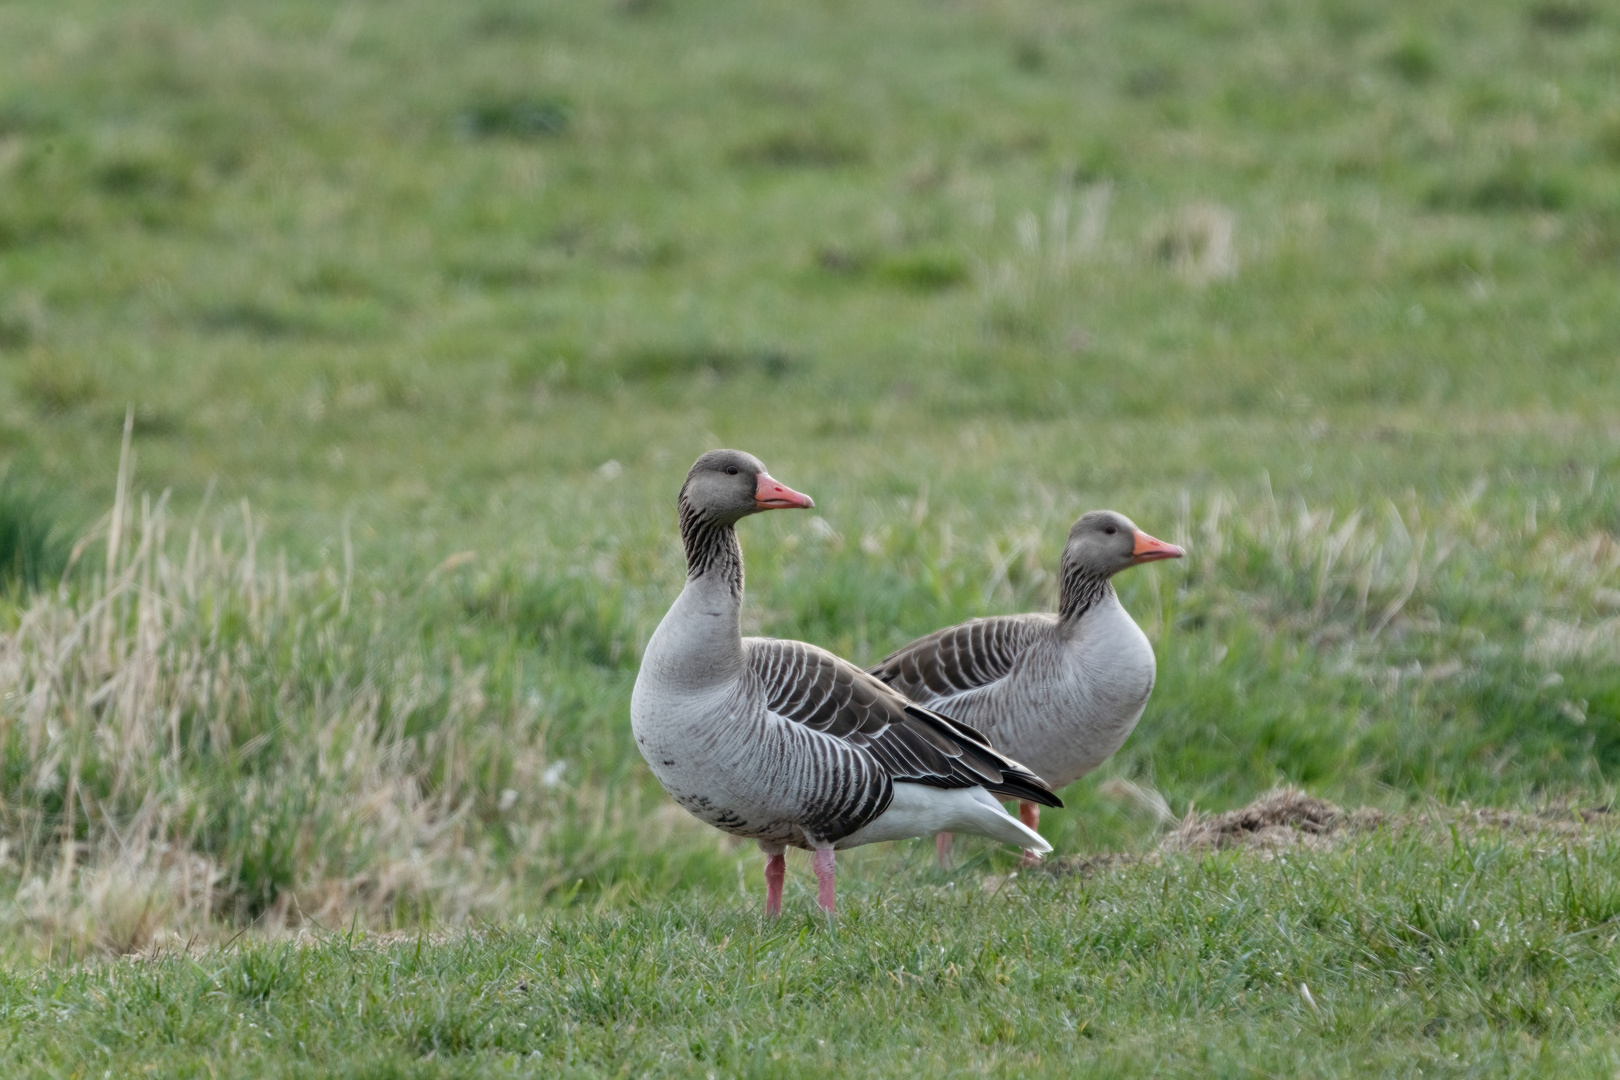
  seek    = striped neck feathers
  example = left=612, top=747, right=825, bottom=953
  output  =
left=1058, top=560, right=1114, bottom=624
left=679, top=497, right=744, bottom=599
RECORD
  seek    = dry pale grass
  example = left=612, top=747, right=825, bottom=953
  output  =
left=1148, top=202, right=1238, bottom=283
left=0, top=434, right=564, bottom=958
left=3, top=440, right=1615, bottom=957
left=1146, top=481, right=1620, bottom=673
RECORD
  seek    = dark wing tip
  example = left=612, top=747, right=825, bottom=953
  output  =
left=1005, top=776, right=1065, bottom=809
left=904, top=704, right=993, bottom=748
left=899, top=702, right=1063, bottom=807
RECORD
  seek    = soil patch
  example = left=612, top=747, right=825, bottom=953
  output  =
left=1162, top=787, right=1384, bottom=852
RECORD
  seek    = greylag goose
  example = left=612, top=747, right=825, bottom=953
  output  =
left=869, top=510, right=1183, bottom=867
left=632, top=450, right=1062, bottom=916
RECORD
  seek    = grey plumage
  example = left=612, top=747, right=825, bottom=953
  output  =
left=869, top=510, right=1183, bottom=794
left=631, top=450, right=1060, bottom=870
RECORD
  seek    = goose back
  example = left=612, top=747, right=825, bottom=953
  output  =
left=868, top=613, right=1058, bottom=702
left=868, top=594, right=1156, bottom=790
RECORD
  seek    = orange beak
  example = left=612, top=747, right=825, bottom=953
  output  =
left=754, top=473, right=815, bottom=510
left=1131, top=530, right=1184, bottom=564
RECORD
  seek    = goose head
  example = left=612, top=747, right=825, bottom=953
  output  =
left=1062, top=510, right=1184, bottom=579
left=679, top=449, right=814, bottom=525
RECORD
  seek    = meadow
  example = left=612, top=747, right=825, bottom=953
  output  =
left=1, top=0, right=1619, bottom=1073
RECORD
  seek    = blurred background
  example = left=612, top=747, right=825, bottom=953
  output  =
left=1, top=0, right=1618, bottom=955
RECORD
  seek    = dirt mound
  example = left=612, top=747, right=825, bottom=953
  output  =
left=1026, top=791, right=1614, bottom=880
left=1161, top=787, right=1383, bottom=852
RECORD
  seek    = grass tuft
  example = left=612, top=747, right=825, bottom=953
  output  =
left=731, top=127, right=869, bottom=169
left=0, top=490, right=575, bottom=956
left=1430, top=158, right=1574, bottom=214
left=1383, top=34, right=1440, bottom=84
left=0, top=470, right=69, bottom=595
left=1529, top=1, right=1597, bottom=33
left=878, top=248, right=971, bottom=291
left=17, top=352, right=101, bottom=414
left=557, top=342, right=801, bottom=394
left=455, top=98, right=572, bottom=140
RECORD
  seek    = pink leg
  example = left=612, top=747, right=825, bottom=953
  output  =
left=764, top=851, right=786, bottom=918
left=936, top=832, right=954, bottom=870
left=1019, top=802, right=1042, bottom=868
left=811, top=847, right=836, bottom=914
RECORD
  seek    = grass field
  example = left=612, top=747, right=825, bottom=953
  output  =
left=2, top=0, right=1619, bottom=1073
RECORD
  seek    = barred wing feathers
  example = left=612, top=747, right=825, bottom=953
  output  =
left=867, top=614, right=1057, bottom=702
left=745, top=637, right=1061, bottom=816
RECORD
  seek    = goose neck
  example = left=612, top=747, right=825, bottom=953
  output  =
left=679, top=502, right=745, bottom=598
left=644, top=501, right=747, bottom=683
left=1058, top=567, right=1114, bottom=626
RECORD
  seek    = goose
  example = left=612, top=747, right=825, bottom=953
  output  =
left=869, top=510, right=1183, bottom=868
left=631, top=450, right=1062, bottom=916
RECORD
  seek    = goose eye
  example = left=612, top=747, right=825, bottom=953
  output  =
left=725, top=466, right=739, bottom=475
left=1104, top=526, right=1117, bottom=535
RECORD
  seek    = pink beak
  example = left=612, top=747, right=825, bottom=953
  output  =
left=1131, top=530, right=1185, bottom=564
left=755, top=473, right=815, bottom=510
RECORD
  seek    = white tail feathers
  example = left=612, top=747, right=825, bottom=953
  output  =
left=965, top=786, right=1051, bottom=852
left=835, top=782, right=1053, bottom=852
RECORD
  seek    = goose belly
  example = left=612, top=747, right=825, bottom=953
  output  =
left=925, top=612, right=1157, bottom=790
left=987, top=679, right=1150, bottom=790
left=631, top=680, right=876, bottom=847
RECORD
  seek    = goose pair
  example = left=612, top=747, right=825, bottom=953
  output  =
left=631, top=450, right=1182, bottom=916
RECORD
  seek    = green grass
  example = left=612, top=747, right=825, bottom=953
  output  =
left=1, top=0, right=1619, bottom=1072
left=0, top=467, right=68, bottom=593
left=6, top=821, right=1620, bottom=1077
